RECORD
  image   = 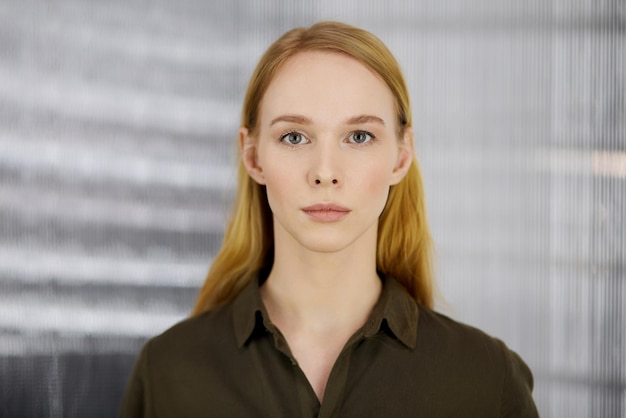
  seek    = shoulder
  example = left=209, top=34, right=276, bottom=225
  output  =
left=146, top=303, right=236, bottom=363
left=415, top=307, right=537, bottom=416
left=415, top=306, right=526, bottom=377
left=120, top=302, right=254, bottom=415
left=417, top=306, right=508, bottom=355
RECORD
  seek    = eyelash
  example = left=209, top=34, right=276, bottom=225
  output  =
left=279, top=131, right=309, bottom=147
left=348, top=130, right=376, bottom=145
left=278, top=130, right=377, bottom=147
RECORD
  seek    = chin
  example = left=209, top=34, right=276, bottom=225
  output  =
left=304, top=244, right=350, bottom=254
left=295, top=233, right=360, bottom=254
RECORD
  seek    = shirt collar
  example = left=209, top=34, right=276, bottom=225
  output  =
left=362, top=276, right=419, bottom=349
left=233, top=277, right=267, bottom=348
left=232, top=276, right=419, bottom=350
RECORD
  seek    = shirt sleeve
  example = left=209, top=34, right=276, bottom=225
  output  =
left=498, top=343, right=539, bottom=417
left=119, top=341, right=154, bottom=418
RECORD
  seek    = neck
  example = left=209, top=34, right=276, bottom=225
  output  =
left=261, top=223, right=382, bottom=334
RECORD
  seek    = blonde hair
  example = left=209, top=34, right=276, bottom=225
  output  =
left=192, top=21, right=434, bottom=315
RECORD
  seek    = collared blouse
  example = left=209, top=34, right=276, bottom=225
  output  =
left=120, top=277, right=539, bottom=417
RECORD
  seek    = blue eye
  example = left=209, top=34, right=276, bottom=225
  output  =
left=348, top=131, right=373, bottom=144
left=280, top=132, right=308, bottom=145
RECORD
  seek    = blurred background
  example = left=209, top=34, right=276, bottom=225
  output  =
left=0, top=0, right=624, bottom=416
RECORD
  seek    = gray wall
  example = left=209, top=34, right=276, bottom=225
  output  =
left=1, top=0, right=624, bottom=416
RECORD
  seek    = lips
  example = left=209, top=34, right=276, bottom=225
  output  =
left=301, top=203, right=351, bottom=222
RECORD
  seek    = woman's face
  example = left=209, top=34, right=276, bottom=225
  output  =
left=241, top=51, right=413, bottom=254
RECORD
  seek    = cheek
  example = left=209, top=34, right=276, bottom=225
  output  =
left=353, top=160, right=395, bottom=205
left=260, top=161, right=300, bottom=209
left=368, top=177, right=392, bottom=209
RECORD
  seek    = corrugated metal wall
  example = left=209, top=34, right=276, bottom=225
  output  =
left=0, top=1, right=624, bottom=416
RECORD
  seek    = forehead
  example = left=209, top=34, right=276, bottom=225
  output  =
left=258, top=51, right=396, bottom=126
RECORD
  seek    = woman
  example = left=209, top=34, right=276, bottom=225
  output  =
left=120, top=21, right=538, bottom=417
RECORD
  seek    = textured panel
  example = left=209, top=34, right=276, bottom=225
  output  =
left=0, top=0, right=624, bottom=416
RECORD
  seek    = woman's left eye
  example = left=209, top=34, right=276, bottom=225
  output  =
left=348, top=131, right=374, bottom=144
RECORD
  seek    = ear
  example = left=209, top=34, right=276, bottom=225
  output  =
left=390, top=127, right=414, bottom=185
left=239, top=127, right=266, bottom=185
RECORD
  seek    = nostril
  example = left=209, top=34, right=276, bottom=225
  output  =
left=315, top=179, right=321, bottom=185
left=332, top=179, right=338, bottom=184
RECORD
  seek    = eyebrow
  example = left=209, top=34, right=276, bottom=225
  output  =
left=269, top=115, right=312, bottom=126
left=269, top=114, right=386, bottom=127
left=346, top=114, right=386, bottom=126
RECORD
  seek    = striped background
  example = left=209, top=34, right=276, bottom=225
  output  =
left=0, top=0, right=624, bottom=416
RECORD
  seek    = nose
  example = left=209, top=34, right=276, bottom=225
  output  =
left=315, top=178, right=338, bottom=185
left=307, top=140, right=343, bottom=187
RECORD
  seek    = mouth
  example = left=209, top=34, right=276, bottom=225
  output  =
left=301, top=203, right=351, bottom=222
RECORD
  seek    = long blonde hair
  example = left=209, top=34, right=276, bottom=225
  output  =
left=192, top=21, right=434, bottom=315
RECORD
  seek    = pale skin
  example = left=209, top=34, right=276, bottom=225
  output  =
left=240, top=51, right=414, bottom=402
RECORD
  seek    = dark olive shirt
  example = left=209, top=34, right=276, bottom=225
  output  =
left=120, top=278, right=538, bottom=417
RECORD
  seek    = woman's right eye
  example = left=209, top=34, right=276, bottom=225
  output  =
left=280, top=132, right=308, bottom=145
